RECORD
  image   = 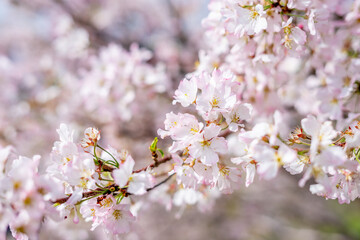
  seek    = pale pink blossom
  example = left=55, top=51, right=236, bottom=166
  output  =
left=188, top=124, right=227, bottom=166
left=227, top=4, right=268, bottom=37
left=173, top=78, right=198, bottom=107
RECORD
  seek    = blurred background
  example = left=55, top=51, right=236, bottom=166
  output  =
left=1, top=0, right=360, bottom=239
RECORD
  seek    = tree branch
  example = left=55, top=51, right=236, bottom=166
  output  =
left=53, top=173, right=175, bottom=204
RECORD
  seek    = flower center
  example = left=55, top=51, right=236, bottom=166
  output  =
left=113, top=209, right=123, bottom=220
left=211, top=97, right=220, bottom=107
left=200, top=139, right=211, bottom=147
left=250, top=10, right=259, bottom=20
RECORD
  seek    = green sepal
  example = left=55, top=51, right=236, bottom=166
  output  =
left=158, top=148, right=165, bottom=157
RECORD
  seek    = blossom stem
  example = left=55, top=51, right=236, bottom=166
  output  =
left=115, top=193, right=125, bottom=204
left=97, top=145, right=120, bottom=168
left=277, top=135, right=287, bottom=144
left=333, top=137, right=345, bottom=145
left=263, top=5, right=272, bottom=10
left=76, top=192, right=105, bottom=205
left=93, top=142, right=99, bottom=163
left=281, top=12, right=307, bottom=19
left=297, top=141, right=311, bottom=146
left=221, top=125, right=229, bottom=131
left=355, top=149, right=360, bottom=164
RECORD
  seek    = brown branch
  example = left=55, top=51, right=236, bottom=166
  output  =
left=53, top=130, right=232, bottom=205
left=53, top=155, right=173, bottom=204
left=54, top=184, right=116, bottom=204
left=99, top=154, right=172, bottom=173
left=53, top=173, right=175, bottom=204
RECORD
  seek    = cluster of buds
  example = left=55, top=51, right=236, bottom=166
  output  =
left=81, top=127, right=101, bottom=148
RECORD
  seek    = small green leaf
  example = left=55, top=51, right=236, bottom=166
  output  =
left=263, top=4, right=272, bottom=10
left=297, top=150, right=307, bottom=156
left=150, top=137, right=158, bottom=152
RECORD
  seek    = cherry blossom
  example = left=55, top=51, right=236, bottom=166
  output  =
left=2, top=0, right=360, bottom=239
left=188, top=124, right=227, bottom=166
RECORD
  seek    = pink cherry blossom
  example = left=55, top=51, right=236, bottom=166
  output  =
left=188, top=124, right=227, bottom=166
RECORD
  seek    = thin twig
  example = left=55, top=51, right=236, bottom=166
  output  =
left=144, top=173, right=175, bottom=193
left=133, top=155, right=172, bottom=173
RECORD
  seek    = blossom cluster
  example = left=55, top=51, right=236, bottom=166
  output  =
left=48, top=125, right=152, bottom=235
left=0, top=146, right=61, bottom=239
left=1, top=0, right=360, bottom=239
left=201, top=0, right=359, bottom=122
left=77, top=43, right=169, bottom=123
left=152, top=0, right=360, bottom=208
left=0, top=0, right=204, bottom=155
left=158, top=69, right=252, bottom=194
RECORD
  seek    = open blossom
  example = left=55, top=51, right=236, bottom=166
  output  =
left=9, top=211, right=38, bottom=240
left=56, top=188, right=83, bottom=223
left=80, top=195, right=135, bottom=235
left=223, top=103, right=252, bottom=132
left=48, top=124, right=97, bottom=194
left=1, top=152, right=61, bottom=240
left=227, top=4, right=268, bottom=37
left=193, top=160, right=218, bottom=186
left=344, top=121, right=360, bottom=149
left=65, top=154, right=96, bottom=190
left=216, top=164, right=241, bottom=194
left=282, top=17, right=307, bottom=50
left=287, top=0, right=311, bottom=10
left=301, top=116, right=338, bottom=158
left=308, top=9, right=317, bottom=35
left=158, top=112, right=203, bottom=141
left=173, top=164, right=199, bottom=189
left=188, top=124, right=227, bottom=166
left=231, top=142, right=256, bottom=187
left=57, top=123, right=74, bottom=143
left=158, top=112, right=204, bottom=153
left=127, top=170, right=155, bottom=195
left=81, top=127, right=100, bottom=148
left=307, top=8, right=329, bottom=36
left=253, top=144, right=299, bottom=180
left=112, top=155, right=154, bottom=195
left=299, top=145, right=348, bottom=188
left=196, top=70, right=237, bottom=120
left=173, top=77, right=197, bottom=107
left=112, top=155, right=135, bottom=188
left=333, top=168, right=360, bottom=204
left=103, top=203, right=136, bottom=234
